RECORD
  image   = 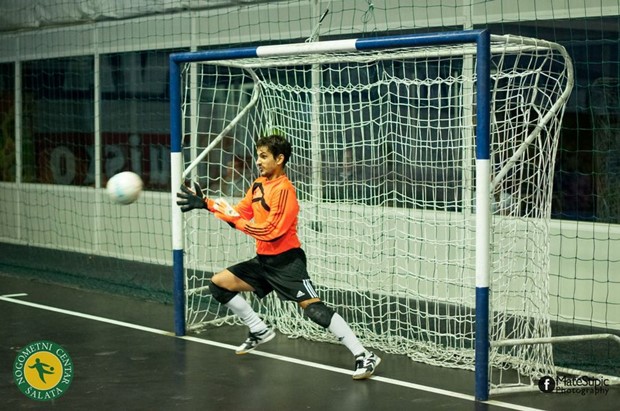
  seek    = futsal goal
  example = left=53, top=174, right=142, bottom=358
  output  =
left=169, top=30, right=588, bottom=400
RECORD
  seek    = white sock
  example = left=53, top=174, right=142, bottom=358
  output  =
left=327, top=313, right=367, bottom=357
left=225, top=294, right=268, bottom=333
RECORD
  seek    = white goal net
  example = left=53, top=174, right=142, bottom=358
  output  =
left=178, top=34, right=573, bottom=392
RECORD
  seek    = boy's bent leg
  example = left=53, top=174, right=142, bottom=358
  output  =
left=302, top=300, right=381, bottom=379
left=211, top=269, right=255, bottom=292
left=210, top=270, right=274, bottom=354
left=208, top=281, right=237, bottom=304
left=329, top=312, right=382, bottom=379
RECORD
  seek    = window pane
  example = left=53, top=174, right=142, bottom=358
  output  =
left=23, top=57, right=94, bottom=185
left=0, top=63, right=14, bottom=182
left=100, top=50, right=172, bottom=191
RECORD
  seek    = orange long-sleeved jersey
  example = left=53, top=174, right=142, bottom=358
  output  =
left=228, top=174, right=301, bottom=255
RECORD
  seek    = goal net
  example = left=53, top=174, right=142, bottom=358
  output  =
left=170, top=32, right=573, bottom=396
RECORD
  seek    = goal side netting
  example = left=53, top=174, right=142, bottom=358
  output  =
left=170, top=32, right=573, bottom=395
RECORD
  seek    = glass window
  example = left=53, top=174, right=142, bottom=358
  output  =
left=487, top=18, right=620, bottom=223
left=23, top=57, right=94, bottom=185
left=0, top=63, right=15, bottom=182
left=100, top=50, right=173, bottom=191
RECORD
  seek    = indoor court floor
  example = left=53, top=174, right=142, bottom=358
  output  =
left=1, top=273, right=618, bottom=411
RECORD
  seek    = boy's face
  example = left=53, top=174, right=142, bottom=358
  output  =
left=256, top=146, right=284, bottom=179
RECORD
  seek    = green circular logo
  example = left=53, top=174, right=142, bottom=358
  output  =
left=13, top=340, right=73, bottom=401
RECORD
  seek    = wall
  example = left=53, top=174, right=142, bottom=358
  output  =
left=0, top=0, right=618, bottom=332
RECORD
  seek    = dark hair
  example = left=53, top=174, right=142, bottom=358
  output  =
left=256, top=134, right=292, bottom=166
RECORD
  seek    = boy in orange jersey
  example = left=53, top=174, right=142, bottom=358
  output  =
left=176, top=134, right=380, bottom=380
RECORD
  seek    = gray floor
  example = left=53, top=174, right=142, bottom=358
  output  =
left=1, top=274, right=617, bottom=410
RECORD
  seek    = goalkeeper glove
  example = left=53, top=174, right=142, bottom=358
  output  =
left=176, top=181, right=211, bottom=213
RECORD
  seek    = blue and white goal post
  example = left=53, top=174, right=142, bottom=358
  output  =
left=169, top=30, right=580, bottom=400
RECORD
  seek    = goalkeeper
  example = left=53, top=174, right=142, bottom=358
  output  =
left=176, top=134, right=380, bottom=380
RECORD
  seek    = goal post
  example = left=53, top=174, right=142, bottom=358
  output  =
left=169, top=29, right=575, bottom=400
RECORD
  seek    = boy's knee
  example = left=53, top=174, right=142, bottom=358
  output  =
left=208, top=281, right=237, bottom=304
left=304, top=302, right=335, bottom=328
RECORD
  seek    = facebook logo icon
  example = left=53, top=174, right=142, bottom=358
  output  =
left=538, top=376, right=556, bottom=393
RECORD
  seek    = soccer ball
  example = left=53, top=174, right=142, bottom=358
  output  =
left=107, top=171, right=143, bottom=205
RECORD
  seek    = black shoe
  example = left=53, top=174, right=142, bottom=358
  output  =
left=352, top=352, right=381, bottom=380
left=235, top=328, right=276, bottom=354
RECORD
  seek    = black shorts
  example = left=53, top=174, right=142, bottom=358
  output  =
left=227, top=248, right=319, bottom=303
